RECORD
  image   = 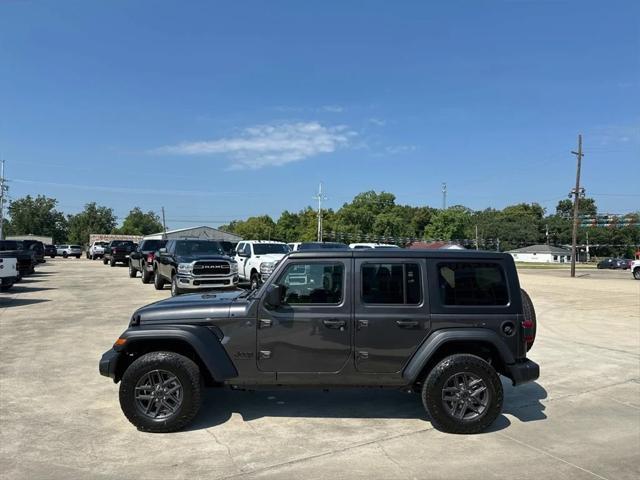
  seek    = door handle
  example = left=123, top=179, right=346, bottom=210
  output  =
left=259, top=318, right=272, bottom=328
left=395, top=320, right=419, bottom=328
left=323, top=319, right=346, bottom=329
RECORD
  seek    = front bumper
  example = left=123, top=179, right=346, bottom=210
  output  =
left=99, top=348, right=121, bottom=381
left=505, top=359, right=539, bottom=386
left=177, top=273, right=239, bottom=290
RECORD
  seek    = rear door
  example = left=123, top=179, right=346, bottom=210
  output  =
left=354, top=258, right=430, bottom=373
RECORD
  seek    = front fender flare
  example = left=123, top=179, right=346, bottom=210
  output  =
left=402, top=328, right=516, bottom=383
left=119, top=325, right=238, bottom=381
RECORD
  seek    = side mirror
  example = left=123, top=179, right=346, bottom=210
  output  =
left=238, top=250, right=249, bottom=258
left=158, top=247, right=167, bottom=255
left=265, top=284, right=282, bottom=308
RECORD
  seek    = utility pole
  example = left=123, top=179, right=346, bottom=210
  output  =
left=475, top=225, right=479, bottom=250
left=585, top=230, right=590, bottom=263
left=441, top=182, right=447, bottom=210
left=545, top=224, right=549, bottom=245
left=313, top=182, right=327, bottom=242
left=570, top=134, right=584, bottom=278
left=161, top=206, right=167, bottom=239
left=0, top=160, right=7, bottom=240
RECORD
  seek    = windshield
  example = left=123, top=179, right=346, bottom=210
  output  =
left=0, top=241, right=20, bottom=250
left=298, top=242, right=348, bottom=250
left=112, top=241, right=134, bottom=247
left=175, top=241, right=223, bottom=256
left=253, top=243, right=290, bottom=255
left=141, top=240, right=166, bottom=251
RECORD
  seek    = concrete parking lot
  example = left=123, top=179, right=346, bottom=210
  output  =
left=1, top=258, right=639, bottom=480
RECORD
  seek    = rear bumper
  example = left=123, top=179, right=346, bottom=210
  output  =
left=505, top=359, right=540, bottom=386
left=99, top=348, right=121, bottom=381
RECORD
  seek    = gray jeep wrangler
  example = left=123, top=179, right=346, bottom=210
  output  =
left=100, top=249, right=539, bottom=434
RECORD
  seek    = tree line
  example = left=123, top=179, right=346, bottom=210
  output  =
left=2, top=191, right=638, bottom=257
left=2, top=195, right=163, bottom=244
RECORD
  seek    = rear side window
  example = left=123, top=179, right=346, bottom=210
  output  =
left=361, top=263, right=421, bottom=305
left=438, top=262, right=508, bottom=306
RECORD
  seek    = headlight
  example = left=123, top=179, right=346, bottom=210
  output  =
left=230, top=262, right=238, bottom=273
left=260, top=262, right=276, bottom=275
left=177, top=262, right=193, bottom=274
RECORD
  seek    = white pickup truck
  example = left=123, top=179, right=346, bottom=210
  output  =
left=631, top=260, right=640, bottom=280
left=234, top=240, right=290, bottom=289
left=0, top=256, right=18, bottom=292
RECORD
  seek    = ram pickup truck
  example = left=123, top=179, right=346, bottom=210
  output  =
left=103, top=240, right=136, bottom=266
left=0, top=255, right=18, bottom=291
left=235, top=240, right=290, bottom=289
left=128, top=239, right=167, bottom=283
left=100, top=249, right=539, bottom=434
left=0, top=240, right=36, bottom=276
left=153, top=239, right=238, bottom=296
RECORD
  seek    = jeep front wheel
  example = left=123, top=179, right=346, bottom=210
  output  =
left=119, top=352, right=202, bottom=433
left=422, top=354, right=503, bottom=434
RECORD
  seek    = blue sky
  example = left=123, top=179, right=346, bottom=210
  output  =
left=1, top=0, right=638, bottom=228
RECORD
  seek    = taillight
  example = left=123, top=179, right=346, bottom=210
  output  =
left=522, top=320, right=535, bottom=347
left=146, top=253, right=155, bottom=262
left=112, top=248, right=117, bottom=253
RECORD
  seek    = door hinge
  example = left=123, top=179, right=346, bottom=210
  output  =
left=357, top=319, right=369, bottom=329
left=356, top=351, right=369, bottom=359
left=259, top=350, right=272, bottom=359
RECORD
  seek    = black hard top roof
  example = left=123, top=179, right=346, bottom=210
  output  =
left=288, top=248, right=510, bottom=260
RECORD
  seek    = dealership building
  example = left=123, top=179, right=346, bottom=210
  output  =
left=143, top=226, right=242, bottom=242
left=507, top=244, right=572, bottom=263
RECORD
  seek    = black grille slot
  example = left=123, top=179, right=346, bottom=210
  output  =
left=192, top=261, right=230, bottom=276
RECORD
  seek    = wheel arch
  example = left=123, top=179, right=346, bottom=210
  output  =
left=403, top=329, right=515, bottom=385
left=115, top=327, right=238, bottom=386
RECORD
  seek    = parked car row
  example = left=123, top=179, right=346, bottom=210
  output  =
left=107, top=238, right=405, bottom=297
left=0, top=239, right=44, bottom=291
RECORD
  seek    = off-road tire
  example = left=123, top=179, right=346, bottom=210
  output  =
left=119, top=351, right=202, bottom=433
left=128, top=262, right=137, bottom=278
left=171, top=275, right=182, bottom=296
left=422, top=354, right=503, bottom=434
left=250, top=272, right=260, bottom=290
left=154, top=269, right=165, bottom=290
left=520, top=288, right=536, bottom=351
left=141, top=266, right=152, bottom=284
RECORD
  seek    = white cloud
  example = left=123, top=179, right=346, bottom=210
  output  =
left=320, top=105, right=344, bottom=113
left=155, top=122, right=355, bottom=169
left=367, top=117, right=386, bottom=126
left=386, top=144, right=417, bottom=155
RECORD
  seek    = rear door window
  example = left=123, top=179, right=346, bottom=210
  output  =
left=438, top=262, right=508, bottom=306
left=361, top=263, right=421, bottom=305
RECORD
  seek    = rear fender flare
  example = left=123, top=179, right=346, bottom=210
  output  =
left=402, top=328, right=516, bottom=382
left=120, top=326, right=237, bottom=381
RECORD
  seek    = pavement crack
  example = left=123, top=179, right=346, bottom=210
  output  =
left=496, top=431, right=610, bottom=480
left=205, top=429, right=244, bottom=475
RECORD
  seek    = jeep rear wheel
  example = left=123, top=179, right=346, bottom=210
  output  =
left=119, top=352, right=202, bottom=433
left=422, top=354, right=503, bottom=434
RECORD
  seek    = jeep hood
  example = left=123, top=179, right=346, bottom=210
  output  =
left=132, top=290, right=244, bottom=325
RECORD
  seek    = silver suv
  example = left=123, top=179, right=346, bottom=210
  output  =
left=56, top=245, right=82, bottom=258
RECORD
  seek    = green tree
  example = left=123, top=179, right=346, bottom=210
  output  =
left=424, top=206, right=472, bottom=240
left=221, top=215, right=276, bottom=240
left=556, top=197, right=597, bottom=217
left=67, top=202, right=117, bottom=245
left=7, top=195, right=68, bottom=243
left=115, top=207, right=163, bottom=236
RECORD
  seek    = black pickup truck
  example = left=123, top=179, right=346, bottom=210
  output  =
left=0, top=240, right=36, bottom=277
left=153, top=239, right=239, bottom=296
left=128, top=239, right=167, bottom=283
left=103, top=240, right=137, bottom=267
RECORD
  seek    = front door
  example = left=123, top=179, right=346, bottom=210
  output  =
left=354, top=258, right=430, bottom=373
left=257, top=259, right=351, bottom=373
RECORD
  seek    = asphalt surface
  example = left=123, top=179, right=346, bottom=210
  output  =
left=1, top=258, right=639, bottom=480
